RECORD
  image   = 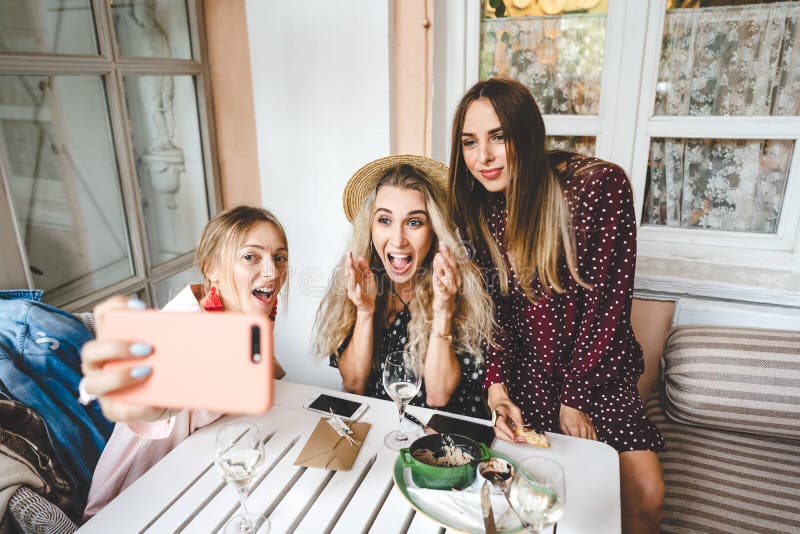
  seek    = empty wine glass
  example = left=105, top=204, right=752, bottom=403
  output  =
left=214, top=420, right=268, bottom=533
left=508, top=456, right=565, bottom=534
left=382, top=350, right=421, bottom=450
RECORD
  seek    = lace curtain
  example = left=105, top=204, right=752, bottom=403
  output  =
left=644, top=3, right=799, bottom=233
left=644, top=138, right=792, bottom=233
left=655, top=2, right=800, bottom=116
left=480, top=14, right=606, bottom=115
left=546, top=135, right=596, bottom=156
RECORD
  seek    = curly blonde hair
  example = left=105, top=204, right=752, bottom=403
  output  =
left=313, top=165, right=493, bottom=365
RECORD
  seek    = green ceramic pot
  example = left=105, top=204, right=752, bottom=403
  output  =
left=399, top=433, right=491, bottom=490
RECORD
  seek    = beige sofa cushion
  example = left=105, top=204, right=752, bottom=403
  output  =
left=663, top=325, right=800, bottom=440
left=646, top=391, right=800, bottom=534
left=631, top=298, right=676, bottom=401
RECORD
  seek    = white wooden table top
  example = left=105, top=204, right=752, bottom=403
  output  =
left=79, top=380, right=620, bottom=534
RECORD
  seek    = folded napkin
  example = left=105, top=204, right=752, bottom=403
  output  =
left=404, top=469, right=522, bottom=532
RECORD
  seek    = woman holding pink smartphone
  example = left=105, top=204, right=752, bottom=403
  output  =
left=80, top=205, right=289, bottom=518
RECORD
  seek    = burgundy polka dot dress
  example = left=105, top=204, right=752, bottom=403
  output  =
left=478, top=154, right=664, bottom=453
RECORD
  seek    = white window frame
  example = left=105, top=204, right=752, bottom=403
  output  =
left=431, top=0, right=637, bottom=171
left=633, top=3, right=800, bottom=268
left=432, top=0, right=800, bottom=307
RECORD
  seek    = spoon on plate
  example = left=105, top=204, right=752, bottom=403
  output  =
left=483, top=465, right=528, bottom=527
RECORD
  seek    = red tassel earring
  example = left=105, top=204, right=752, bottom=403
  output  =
left=203, top=286, right=224, bottom=312
left=269, top=296, right=278, bottom=321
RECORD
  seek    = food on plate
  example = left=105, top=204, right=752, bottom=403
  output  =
left=514, top=425, right=551, bottom=447
left=411, top=445, right=475, bottom=467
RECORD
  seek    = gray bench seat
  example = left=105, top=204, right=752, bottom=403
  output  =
left=644, top=325, right=800, bottom=533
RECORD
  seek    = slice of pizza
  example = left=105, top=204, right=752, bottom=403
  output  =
left=514, top=425, right=551, bottom=448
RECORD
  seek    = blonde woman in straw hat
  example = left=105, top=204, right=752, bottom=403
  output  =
left=313, top=155, right=493, bottom=418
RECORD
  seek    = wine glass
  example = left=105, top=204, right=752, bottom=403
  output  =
left=382, top=350, right=421, bottom=450
left=214, top=420, right=268, bottom=533
left=508, top=456, right=565, bottom=534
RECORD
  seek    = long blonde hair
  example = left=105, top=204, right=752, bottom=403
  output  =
left=313, top=165, right=493, bottom=364
left=448, top=77, right=591, bottom=303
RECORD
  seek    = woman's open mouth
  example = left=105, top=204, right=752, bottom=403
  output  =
left=386, top=252, right=413, bottom=276
left=251, top=287, right=275, bottom=304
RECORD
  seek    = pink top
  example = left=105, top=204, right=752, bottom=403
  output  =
left=83, top=285, right=222, bottom=519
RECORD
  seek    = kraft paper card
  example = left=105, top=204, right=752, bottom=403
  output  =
left=294, top=418, right=371, bottom=471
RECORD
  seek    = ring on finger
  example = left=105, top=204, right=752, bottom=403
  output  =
left=491, top=409, right=505, bottom=427
left=78, top=377, right=97, bottom=406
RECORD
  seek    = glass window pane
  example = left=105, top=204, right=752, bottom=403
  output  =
left=112, top=0, right=192, bottom=60
left=642, top=138, right=792, bottom=233
left=123, top=74, right=209, bottom=265
left=0, top=0, right=98, bottom=55
left=151, top=265, right=201, bottom=308
left=655, top=1, right=800, bottom=116
left=480, top=0, right=607, bottom=115
left=546, top=135, right=596, bottom=155
left=0, top=75, right=134, bottom=302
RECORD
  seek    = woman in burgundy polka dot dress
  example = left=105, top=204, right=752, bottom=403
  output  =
left=448, top=78, right=664, bottom=534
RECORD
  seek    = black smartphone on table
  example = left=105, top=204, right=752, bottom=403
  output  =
left=427, top=413, right=495, bottom=447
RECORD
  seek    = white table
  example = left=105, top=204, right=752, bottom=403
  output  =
left=80, top=381, right=620, bottom=533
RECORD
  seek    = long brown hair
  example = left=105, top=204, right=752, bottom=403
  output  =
left=448, top=77, right=590, bottom=302
left=313, top=164, right=493, bottom=364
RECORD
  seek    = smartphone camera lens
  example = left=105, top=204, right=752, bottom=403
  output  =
left=251, top=325, right=261, bottom=363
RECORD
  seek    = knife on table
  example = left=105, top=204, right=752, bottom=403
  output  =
left=403, top=412, right=437, bottom=435
left=481, top=481, right=497, bottom=534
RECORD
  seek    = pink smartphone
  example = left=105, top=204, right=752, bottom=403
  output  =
left=100, top=309, right=274, bottom=414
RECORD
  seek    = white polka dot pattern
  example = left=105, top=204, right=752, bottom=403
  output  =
left=478, top=155, right=664, bottom=452
left=330, top=306, right=488, bottom=419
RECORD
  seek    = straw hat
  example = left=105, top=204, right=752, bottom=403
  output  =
left=342, top=154, right=449, bottom=223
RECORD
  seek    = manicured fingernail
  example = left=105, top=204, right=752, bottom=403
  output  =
left=130, top=365, right=152, bottom=379
left=127, top=298, right=147, bottom=310
left=129, top=343, right=152, bottom=357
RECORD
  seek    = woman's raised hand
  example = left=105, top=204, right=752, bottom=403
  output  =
left=432, top=242, right=460, bottom=315
left=345, top=251, right=376, bottom=316
left=80, top=296, right=169, bottom=423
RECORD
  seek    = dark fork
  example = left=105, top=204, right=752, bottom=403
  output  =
left=403, top=412, right=437, bottom=434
